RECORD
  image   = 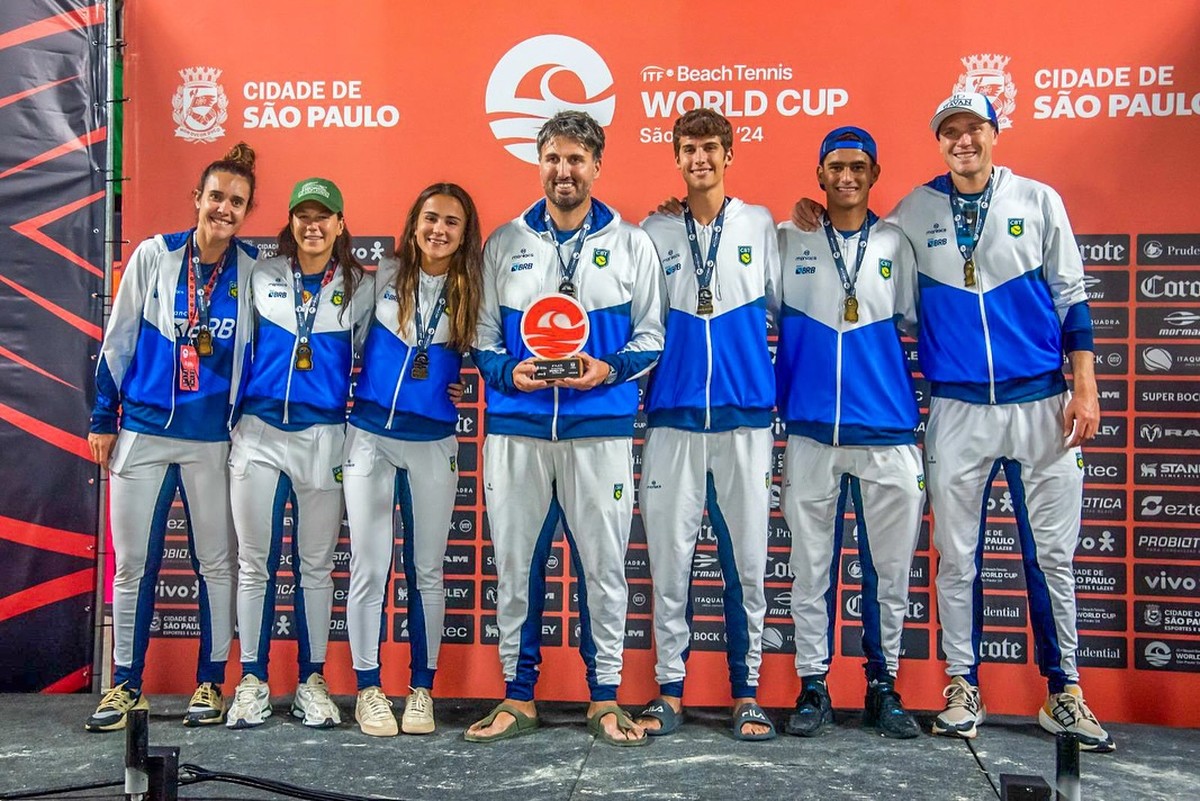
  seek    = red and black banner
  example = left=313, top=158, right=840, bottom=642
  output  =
left=0, top=1, right=107, bottom=692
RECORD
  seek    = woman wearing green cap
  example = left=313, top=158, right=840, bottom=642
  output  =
left=225, top=177, right=372, bottom=730
left=343, top=183, right=483, bottom=736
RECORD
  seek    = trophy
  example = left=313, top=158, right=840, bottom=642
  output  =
left=520, top=293, right=590, bottom=380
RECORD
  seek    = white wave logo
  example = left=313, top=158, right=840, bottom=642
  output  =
left=485, top=35, right=616, bottom=164
left=953, top=54, right=1016, bottom=130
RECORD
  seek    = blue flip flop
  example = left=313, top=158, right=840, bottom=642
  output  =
left=732, top=702, right=777, bottom=741
left=637, top=699, right=683, bottom=737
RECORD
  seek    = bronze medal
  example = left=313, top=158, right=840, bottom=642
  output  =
left=964, top=258, right=977, bottom=288
left=195, top=328, right=214, bottom=357
left=295, top=342, right=314, bottom=371
left=697, top=287, right=714, bottom=315
left=411, top=352, right=430, bottom=380
left=558, top=280, right=576, bottom=298
left=844, top=295, right=859, bottom=323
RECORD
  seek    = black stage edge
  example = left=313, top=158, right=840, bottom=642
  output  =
left=0, top=694, right=1195, bottom=800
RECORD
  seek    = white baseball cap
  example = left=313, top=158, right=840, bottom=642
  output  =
left=929, top=92, right=999, bottom=136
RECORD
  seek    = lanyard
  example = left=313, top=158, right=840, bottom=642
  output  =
left=291, top=258, right=338, bottom=347
left=411, top=277, right=449, bottom=379
left=184, top=236, right=228, bottom=354
left=821, top=212, right=871, bottom=322
left=683, top=198, right=728, bottom=315
left=949, top=172, right=994, bottom=287
left=543, top=204, right=594, bottom=297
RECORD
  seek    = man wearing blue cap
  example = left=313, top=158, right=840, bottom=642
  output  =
left=777, top=127, right=923, bottom=739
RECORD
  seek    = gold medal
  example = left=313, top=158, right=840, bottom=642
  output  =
left=195, top=328, right=213, bottom=357
left=295, top=343, right=314, bottom=371
left=844, top=295, right=859, bottom=323
left=964, top=258, right=977, bottom=288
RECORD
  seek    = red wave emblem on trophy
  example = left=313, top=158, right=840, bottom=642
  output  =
left=520, top=293, right=589, bottom=378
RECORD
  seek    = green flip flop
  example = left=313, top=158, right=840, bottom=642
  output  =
left=463, top=702, right=540, bottom=743
left=588, top=704, right=650, bottom=747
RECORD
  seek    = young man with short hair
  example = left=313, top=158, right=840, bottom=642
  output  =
left=638, top=108, right=781, bottom=740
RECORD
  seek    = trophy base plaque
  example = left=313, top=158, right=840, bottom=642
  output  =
left=534, top=357, right=583, bottom=380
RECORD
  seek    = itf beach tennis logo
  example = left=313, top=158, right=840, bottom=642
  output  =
left=172, top=67, right=229, bottom=143
left=486, top=35, right=616, bottom=164
left=953, top=54, right=1017, bottom=130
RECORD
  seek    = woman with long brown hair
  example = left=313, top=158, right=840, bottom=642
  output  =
left=343, top=183, right=483, bottom=736
left=225, top=177, right=372, bottom=729
left=86, top=143, right=259, bottom=731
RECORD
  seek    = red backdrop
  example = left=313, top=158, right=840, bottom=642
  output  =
left=122, top=0, right=1200, bottom=725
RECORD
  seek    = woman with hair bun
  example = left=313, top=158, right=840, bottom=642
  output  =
left=87, top=142, right=260, bottom=732
left=344, top=183, right=482, bottom=736
left=224, top=177, right=372, bottom=730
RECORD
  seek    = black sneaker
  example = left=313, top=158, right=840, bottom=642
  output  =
left=863, top=680, right=920, bottom=739
left=785, top=680, right=833, bottom=737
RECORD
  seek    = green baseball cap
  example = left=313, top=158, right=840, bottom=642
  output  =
left=288, top=177, right=344, bottom=214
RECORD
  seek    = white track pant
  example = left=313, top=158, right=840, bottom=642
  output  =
left=483, top=434, right=633, bottom=703
left=107, top=430, right=235, bottom=689
left=926, top=393, right=1082, bottom=692
left=344, top=426, right=457, bottom=691
left=638, top=426, right=773, bottom=698
left=782, top=436, right=924, bottom=682
left=229, top=415, right=344, bottom=681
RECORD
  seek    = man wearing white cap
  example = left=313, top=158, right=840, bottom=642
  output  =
left=794, top=92, right=1112, bottom=751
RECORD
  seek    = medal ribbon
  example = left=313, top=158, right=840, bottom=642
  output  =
left=414, top=280, right=449, bottom=362
left=683, top=198, right=729, bottom=298
left=543, top=204, right=595, bottom=293
left=184, top=235, right=229, bottom=341
left=821, top=212, right=872, bottom=308
left=949, top=172, right=995, bottom=274
left=291, top=258, right=338, bottom=349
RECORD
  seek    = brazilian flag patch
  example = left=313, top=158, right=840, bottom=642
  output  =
left=333, top=465, right=344, bottom=484
left=228, top=282, right=238, bottom=298
left=1008, top=218, right=1024, bottom=238
left=1076, top=452, right=1084, bottom=470
left=450, top=456, right=457, bottom=473
left=879, top=258, right=893, bottom=279
left=739, top=246, right=752, bottom=265
left=917, top=473, right=926, bottom=491
left=331, top=289, right=345, bottom=306
left=613, top=483, right=623, bottom=500
left=593, top=248, right=610, bottom=268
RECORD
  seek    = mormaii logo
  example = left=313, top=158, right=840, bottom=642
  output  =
left=485, top=35, right=616, bottom=164
left=953, top=54, right=1017, bottom=130
left=172, top=66, right=229, bottom=143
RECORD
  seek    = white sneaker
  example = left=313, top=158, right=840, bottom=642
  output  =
left=226, top=675, right=271, bottom=729
left=355, top=687, right=398, bottom=737
left=291, top=673, right=341, bottom=728
left=932, top=676, right=986, bottom=739
left=1038, top=684, right=1115, bottom=752
left=401, top=687, right=435, bottom=735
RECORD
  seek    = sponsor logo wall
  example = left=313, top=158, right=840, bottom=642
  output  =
left=122, top=0, right=1200, bottom=725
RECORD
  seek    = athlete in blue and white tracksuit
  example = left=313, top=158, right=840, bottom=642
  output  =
left=90, top=228, right=255, bottom=707
left=473, top=196, right=665, bottom=707
left=228, top=249, right=372, bottom=722
left=776, top=214, right=923, bottom=690
left=892, top=92, right=1108, bottom=751
left=344, top=256, right=460, bottom=701
left=639, top=198, right=780, bottom=710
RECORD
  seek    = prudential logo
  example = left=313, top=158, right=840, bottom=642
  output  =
left=485, top=35, right=616, bottom=164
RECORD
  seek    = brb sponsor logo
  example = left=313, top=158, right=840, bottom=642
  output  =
left=953, top=54, right=1017, bottom=130
left=486, top=35, right=615, bottom=164
left=173, top=66, right=229, bottom=143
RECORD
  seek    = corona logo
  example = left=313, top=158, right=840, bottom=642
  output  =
left=172, top=66, right=229, bottom=143
left=485, top=35, right=616, bottom=164
left=953, top=54, right=1016, bottom=130
left=520, top=293, right=590, bottom=358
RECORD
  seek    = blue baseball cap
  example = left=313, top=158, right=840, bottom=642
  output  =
left=930, top=92, right=999, bottom=136
left=818, top=126, right=878, bottom=165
